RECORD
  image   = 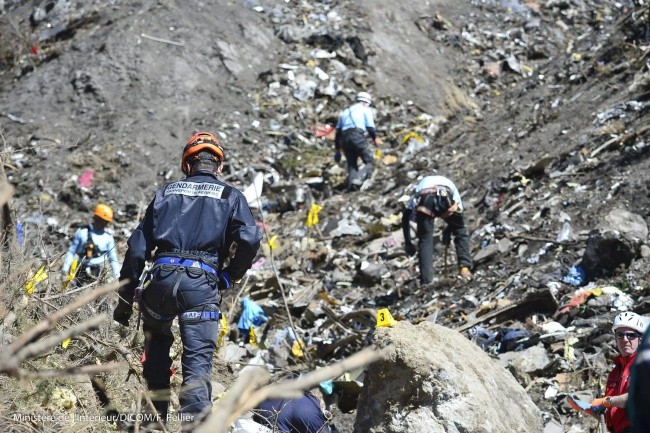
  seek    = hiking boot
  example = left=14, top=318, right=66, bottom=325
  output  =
left=459, top=267, right=472, bottom=281
left=349, top=178, right=363, bottom=191
left=419, top=276, right=442, bottom=290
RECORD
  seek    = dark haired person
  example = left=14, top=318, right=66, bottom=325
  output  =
left=253, top=392, right=332, bottom=433
left=113, top=132, right=261, bottom=427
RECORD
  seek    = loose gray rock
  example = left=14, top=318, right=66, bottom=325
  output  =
left=580, top=229, right=639, bottom=280
left=354, top=321, right=543, bottom=433
left=600, top=208, right=648, bottom=241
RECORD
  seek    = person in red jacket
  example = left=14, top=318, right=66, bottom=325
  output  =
left=590, top=312, right=648, bottom=433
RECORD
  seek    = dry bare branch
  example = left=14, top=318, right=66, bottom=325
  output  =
left=21, top=361, right=127, bottom=380
left=0, top=181, right=18, bottom=263
left=134, top=389, right=142, bottom=433
left=8, top=314, right=107, bottom=371
left=143, top=391, right=169, bottom=433
left=226, top=273, right=250, bottom=320
left=0, top=182, right=13, bottom=207
left=7, top=280, right=122, bottom=353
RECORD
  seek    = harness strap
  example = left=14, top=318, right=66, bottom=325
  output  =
left=141, top=300, right=220, bottom=322
left=142, top=255, right=222, bottom=322
left=345, top=107, right=360, bottom=131
left=179, top=310, right=220, bottom=321
left=342, top=127, right=365, bottom=136
left=419, top=185, right=452, bottom=196
left=170, top=268, right=183, bottom=308
left=141, top=299, right=175, bottom=321
left=82, top=225, right=105, bottom=258
left=154, top=256, right=218, bottom=275
left=305, top=391, right=333, bottom=433
left=415, top=205, right=435, bottom=217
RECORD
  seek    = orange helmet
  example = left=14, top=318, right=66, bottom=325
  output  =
left=94, top=204, right=113, bottom=222
left=182, top=132, right=224, bottom=175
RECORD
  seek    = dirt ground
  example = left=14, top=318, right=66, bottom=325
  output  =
left=1, top=0, right=649, bottom=432
left=1, top=0, right=646, bottom=220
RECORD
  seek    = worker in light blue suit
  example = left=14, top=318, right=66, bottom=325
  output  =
left=334, top=91, right=381, bottom=191
left=61, top=203, right=120, bottom=286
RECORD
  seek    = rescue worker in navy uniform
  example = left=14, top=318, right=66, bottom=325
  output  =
left=334, top=91, right=381, bottom=191
left=113, top=132, right=262, bottom=427
left=630, top=325, right=650, bottom=433
left=253, top=392, right=332, bottom=433
left=402, top=174, right=472, bottom=285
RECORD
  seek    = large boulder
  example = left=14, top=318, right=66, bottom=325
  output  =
left=353, top=321, right=543, bottom=433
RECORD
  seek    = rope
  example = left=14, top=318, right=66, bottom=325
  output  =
left=249, top=168, right=311, bottom=362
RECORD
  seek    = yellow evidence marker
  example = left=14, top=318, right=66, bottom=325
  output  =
left=376, top=307, right=397, bottom=328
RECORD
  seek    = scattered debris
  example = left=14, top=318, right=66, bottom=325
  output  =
left=0, top=0, right=649, bottom=432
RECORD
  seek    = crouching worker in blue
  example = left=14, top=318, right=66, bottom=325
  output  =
left=113, top=132, right=262, bottom=427
left=253, top=392, right=332, bottom=433
left=402, top=174, right=472, bottom=285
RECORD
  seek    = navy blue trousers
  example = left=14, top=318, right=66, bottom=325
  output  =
left=140, top=265, right=221, bottom=421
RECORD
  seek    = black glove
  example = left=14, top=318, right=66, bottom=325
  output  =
left=334, top=150, right=341, bottom=163
left=405, top=242, right=416, bottom=257
left=113, top=299, right=132, bottom=327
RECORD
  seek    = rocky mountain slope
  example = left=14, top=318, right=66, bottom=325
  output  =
left=1, top=0, right=649, bottom=432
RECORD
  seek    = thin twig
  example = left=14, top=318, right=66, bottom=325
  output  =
left=505, top=233, right=579, bottom=246
left=227, top=273, right=250, bottom=321
left=40, top=280, right=98, bottom=300
left=141, top=33, right=185, bottom=47
left=321, top=305, right=355, bottom=335
left=21, top=361, right=126, bottom=379
left=0, top=262, right=34, bottom=317
left=135, top=389, right=142, bottom=433
left=12, top=314, right=107, bottom=366
left=143, top=391, right=169, bottom=433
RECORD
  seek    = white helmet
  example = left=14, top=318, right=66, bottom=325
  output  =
left=612, top=312, right=648, bottom=334
left=356, top=91, right=372, bottom=105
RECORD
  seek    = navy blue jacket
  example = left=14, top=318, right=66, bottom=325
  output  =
left=119, top=171, right=261, bottom=300
left=253, top=393, right=330, bottom=433
left=630, top=326, right=650, bottom=433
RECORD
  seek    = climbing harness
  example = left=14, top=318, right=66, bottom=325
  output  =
left=136, top=253, right=224, bottom=324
